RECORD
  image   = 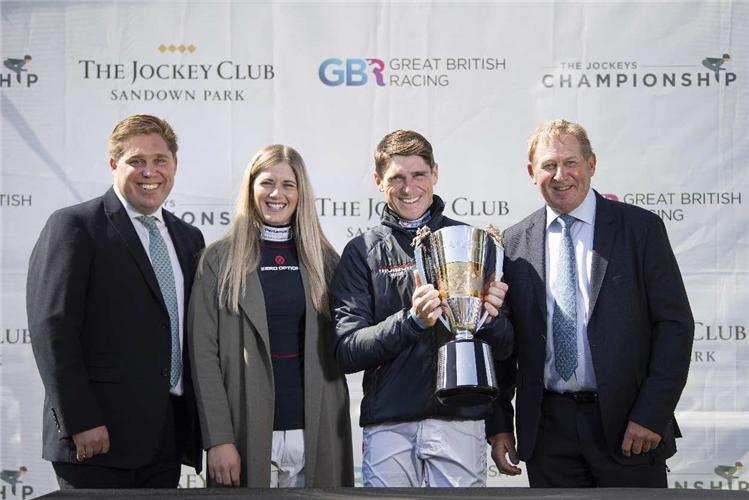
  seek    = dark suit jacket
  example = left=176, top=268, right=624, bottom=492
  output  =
left=27, top=187, right=205, bottom=471
left=497, top=191, right=693, bottom=465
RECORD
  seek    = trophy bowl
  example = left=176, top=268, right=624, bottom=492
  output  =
left=413, top=225, right=504, bottom=407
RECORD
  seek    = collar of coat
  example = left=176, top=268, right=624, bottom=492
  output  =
left=380, top=195, right=446, bottom=235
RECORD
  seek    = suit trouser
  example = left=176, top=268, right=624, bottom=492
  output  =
left=362, top=419, right=486, bottom=487
left=53, top=395, right=182, bottom=489
left=526, top=390, right=668, bottom=488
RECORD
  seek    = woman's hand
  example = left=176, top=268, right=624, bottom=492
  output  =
left=208, top=443, right=241, bottom=487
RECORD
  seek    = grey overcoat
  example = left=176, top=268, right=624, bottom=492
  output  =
left=188, top=245, right=354, bottom=487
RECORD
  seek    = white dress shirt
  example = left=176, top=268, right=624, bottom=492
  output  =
left=543, top=188, right=597, bottom=393
left=113, top=185, right=185, bottom=396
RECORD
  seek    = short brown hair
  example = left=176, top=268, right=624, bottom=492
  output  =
left=108, top=114, right=178, bottom=161
left=374, top=129, right=436, bottom=177
left=527, top=119, right=594, bottom=165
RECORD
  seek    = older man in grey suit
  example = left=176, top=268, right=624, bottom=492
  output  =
left=487, top=119, right=693, bottom=487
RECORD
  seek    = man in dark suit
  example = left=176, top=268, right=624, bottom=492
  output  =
left=488, top=119, right=693, bottom=487
left=27, top=114, right=205, bottom=488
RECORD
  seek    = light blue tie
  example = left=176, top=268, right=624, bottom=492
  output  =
left=137, top=216, right=181, bottom=388
left=553, top=214, right=578, bottom=381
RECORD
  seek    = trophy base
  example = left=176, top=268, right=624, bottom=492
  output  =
left=436, top=339, right=499, bottom=407
left=436, top=385, right=499, bottom=407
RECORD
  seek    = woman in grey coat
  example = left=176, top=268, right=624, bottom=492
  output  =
left=188, top=144, right=354, bottom=488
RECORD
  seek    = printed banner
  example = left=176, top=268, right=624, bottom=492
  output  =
left=1, top=1, right=747, bottom=496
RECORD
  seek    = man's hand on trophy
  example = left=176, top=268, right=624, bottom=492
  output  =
left=411, top=270, right=443, bottom=328
left=483, top=277, right=508, bottom=317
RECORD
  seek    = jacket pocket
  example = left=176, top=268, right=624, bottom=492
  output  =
left=611, top=274, right=632, bottom=288
left=86, top=366, right=122, bottom=383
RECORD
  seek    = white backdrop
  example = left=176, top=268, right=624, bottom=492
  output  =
left=1, top=1, right=747, bottom=497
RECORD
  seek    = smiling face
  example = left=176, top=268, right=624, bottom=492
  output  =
left=528, top=134, right=596, bottom=214
left=252, top=161, right=299, bottom=227
left=375, top=154, right=438, bottom=220
left=110, top=133, right=177, bottom=215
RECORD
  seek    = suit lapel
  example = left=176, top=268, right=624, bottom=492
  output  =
left=589, top=192, right=615, bottom=317
left=300, top=261, right=322, bottom=486
left=103, top=187, right=167, bottom=314
left=164, top=210, right=194, bottom=292
left=163, top=210, right=201, bottom=388
left=526, top=208, right=548, bottom=325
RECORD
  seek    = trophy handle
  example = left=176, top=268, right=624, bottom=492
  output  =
left=414, top=241, right=428, bottom=289
left=476, top=237, right=505, bottom=331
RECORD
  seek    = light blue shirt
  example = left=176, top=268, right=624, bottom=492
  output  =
left=543, top=188, right=597, bottom=392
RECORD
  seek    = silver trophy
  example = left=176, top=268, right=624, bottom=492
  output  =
left=413, top=225, right=505, bottom=407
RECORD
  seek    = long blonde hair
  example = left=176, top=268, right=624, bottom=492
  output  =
left=201, top=144, right=338, bottom=318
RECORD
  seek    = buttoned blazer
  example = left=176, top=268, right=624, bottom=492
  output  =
left=27, top=187, right=205, bottom=470
left=499, top=191, right=694, bottom=465
left=188, top=243, right=355, bottom=487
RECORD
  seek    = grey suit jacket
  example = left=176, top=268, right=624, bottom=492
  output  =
left=188, top=243, right=354, bottom=487
left=498, top=191, right=694, bottom=464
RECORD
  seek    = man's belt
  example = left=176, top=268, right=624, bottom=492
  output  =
left=544, top=389, right=598, bottom=403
